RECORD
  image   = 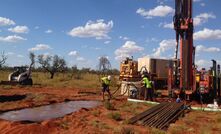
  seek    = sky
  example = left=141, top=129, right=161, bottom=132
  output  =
left=0, top=0, right=221, bottom=70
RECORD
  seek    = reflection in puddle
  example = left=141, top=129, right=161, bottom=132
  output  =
left=0, top=101, right=100, bottom=122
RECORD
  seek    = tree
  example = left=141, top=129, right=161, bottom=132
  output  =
left=29, top=52, right=35, bottom=67
left=71, top=65, right=78, bottom=73
left=38, top=54, right=67, bottom=79
left=98, top=56, right=111, bottom=74
left=0, top=51, right=7, bottom=68
left=69, top=65, right=79, bottom=79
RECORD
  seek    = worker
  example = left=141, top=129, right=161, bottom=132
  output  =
left=149, top=75, right=154, bottom=101
left=176, top=97, right=181, bottom=103
left=142, top=74, right=153, bottom=101
left=101, top=75, right=112, bottom=101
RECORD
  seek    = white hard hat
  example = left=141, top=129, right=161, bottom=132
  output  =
left=107, top=75, right=111, bottom=80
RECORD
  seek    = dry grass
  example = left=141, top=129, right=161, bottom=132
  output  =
left=168, top=111, right=221, bottom=134
left=0, top=70, right=119, bottom=90
left=119, top=102, right=144, bottom=115
left=104, top=100, right=115, bottom=110
left=120, top=127, right=135, bottom=134
left=90, top=120, right=110, bottom=129
left=107, top=112, right=122, bottom=121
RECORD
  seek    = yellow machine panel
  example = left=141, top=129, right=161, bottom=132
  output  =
left=119, top=58, right=140, bottom=81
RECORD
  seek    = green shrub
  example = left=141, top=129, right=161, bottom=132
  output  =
left=59, top=121, right=69, bottom=130
left=91, top=110, right=101, bottom=117
left=108, top=112, right=121, bottom=121
left=91, top=120, right=110, bottom=129
left=104, top=100, right=115, bottom=110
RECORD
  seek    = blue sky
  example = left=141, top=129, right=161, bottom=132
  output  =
left=0, top=0, right=221, bottom=69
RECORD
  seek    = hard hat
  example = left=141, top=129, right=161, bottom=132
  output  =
left=107, top=75, right=111, bottom=80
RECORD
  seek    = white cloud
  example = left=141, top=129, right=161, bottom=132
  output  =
left=163, top=22, right=173, bottom=29
left=136, top=5, right=174, bottom=19
left=8, top=25, right=29, bottom=33
left=161, top=13, right=215, bottom=28
left=119, top=36, right=129, bottom=40
left=194, top=28, right=221, bottom=40
left=0, top=35, right=26, bottom=43
left=68, top=50, right=86, bottom=62
left=200, top=3, right=206, bottom=7
left=194, top=13, right=216, bottom=26
left=196, top=45, right=220, bottom=53
left=153, top=39, right=176, bottom=58
left=68, top=51, right=78, bottom=56
left=104, top=41, right=111, bottom=44
left=28, top=44, right=52, bottom=51
left=41, top=53, right=52, bottom=59
left=196, top=59, right=210, bottom=69
left=0, top=17, right=15, bottom=26
left=159, top=22, right=173, bottom=29
left=45, top=29, right=53, bottom=33
left=68, top=19, right=113, bottom=39
left=76, top=57, right=85, bottom=61
left=115, top=41, right=144, bottom=61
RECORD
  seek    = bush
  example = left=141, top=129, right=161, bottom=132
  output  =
left=108, top=112, right=121, bottom=121
left=59, top=121, right=69, bottom=130
left=91, top=120, right=110, bottom=129
left=121, top=127, right=135, bottom=134
left=91, top=110, right=101, bottom=117
left=74, top=72, right=83, bottom=80
left=104, top=100, right=115, bottom=110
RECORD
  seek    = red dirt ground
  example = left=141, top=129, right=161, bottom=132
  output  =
left=0, top=87, right=152, bottom=134
left=0, top=87, right=221, bottom=134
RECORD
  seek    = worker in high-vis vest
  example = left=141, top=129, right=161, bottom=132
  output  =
left=142, top=74, right=153, bottom=101
left=101, top=75, right=112, bottom=101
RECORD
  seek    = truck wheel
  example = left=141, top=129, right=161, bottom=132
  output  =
left=27, top=79, right=33, bottom=85
left=21, top=79, right=33, bottom=85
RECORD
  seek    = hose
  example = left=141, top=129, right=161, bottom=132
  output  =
left=111, top=82, right=122, bottom=96
left=111, top=82, right=129, bottom=97
left=111, top=82, right=140, bottom=98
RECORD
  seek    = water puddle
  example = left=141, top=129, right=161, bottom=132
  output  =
left=0, top=101, right=100, bottom=122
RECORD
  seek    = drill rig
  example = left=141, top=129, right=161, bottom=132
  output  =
left=169, top=0, right=195, bottom=99
left=169, top=0, right=220, bottom=101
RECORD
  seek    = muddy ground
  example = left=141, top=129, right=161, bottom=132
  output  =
left=0, top=87, right=221, bottom=134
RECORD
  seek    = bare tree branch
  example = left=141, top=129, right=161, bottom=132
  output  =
left=98, top=56, right=111, bottom=75
left=0, top=51, right=7, bottom=68
left=29, top=52, right=35, bottom=67
left=38, top=54, right=66, bottom=79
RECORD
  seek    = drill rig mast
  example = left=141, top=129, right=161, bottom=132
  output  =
left=173, top=0, right=195, bottom=97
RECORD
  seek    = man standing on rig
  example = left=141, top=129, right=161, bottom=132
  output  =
left=101, top=75, right=112, bottom=101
